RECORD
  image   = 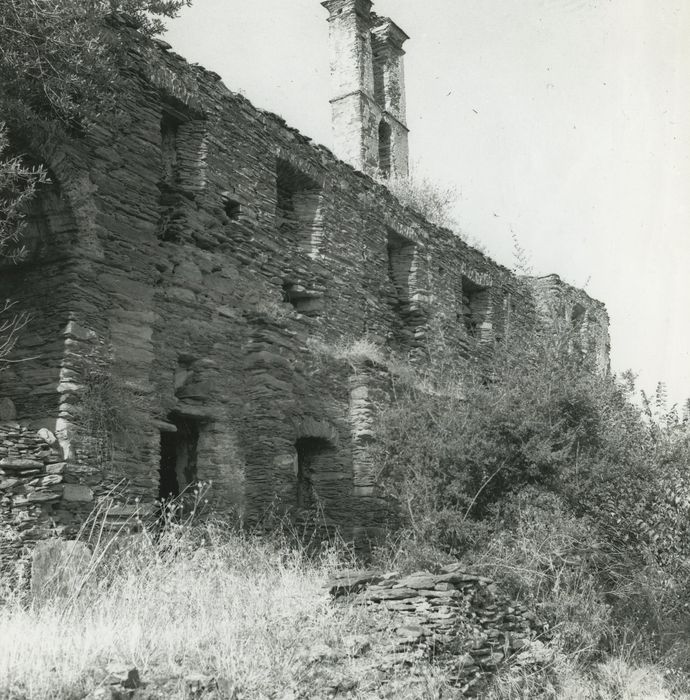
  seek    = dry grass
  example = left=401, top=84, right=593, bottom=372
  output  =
left=307, top=337, right=388, bottom=368
left=485, top=653, right=690, bottom=699
left=0, top=522, right=453, bottom=699
left=2, top=515, right=689, bottom=699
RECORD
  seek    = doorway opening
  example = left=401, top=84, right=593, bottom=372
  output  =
left=295, top=437, right=334, bottom=510
left=158, top=413, right=200, bottom=501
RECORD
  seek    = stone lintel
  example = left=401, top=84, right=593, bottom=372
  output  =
left=152, top=419, right=178, bottom=433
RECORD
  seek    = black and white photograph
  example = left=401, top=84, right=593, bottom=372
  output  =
left=0, top=1, right=688, bottom=697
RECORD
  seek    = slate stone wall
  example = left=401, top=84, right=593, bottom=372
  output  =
left=0, top=419, right=72, bottom=570
left=0, top=23, right=610, bottom=544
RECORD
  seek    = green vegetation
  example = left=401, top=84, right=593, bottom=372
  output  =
left=0, top=126, right=46, bottom=369
left=370, top=307, right=690, bottom=696
left=0, top=0, right=189, bottom=130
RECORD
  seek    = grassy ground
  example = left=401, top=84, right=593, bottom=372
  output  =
left=0, top=522, right=458, bottom=699
left=0, top=521, right=688, bottom=699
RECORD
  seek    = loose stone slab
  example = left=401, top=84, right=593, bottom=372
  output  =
left=0, top=458, right=44, bottom=471
left=31, top=539, right=92, bottom=601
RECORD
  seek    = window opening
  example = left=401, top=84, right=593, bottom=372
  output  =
left=295, top=437, right=334, bottom=510
left=158, top=99, right=206, bottom=242
left=571, top=304, right=586, bottom=330
left=571, top=303, right=587, bottom=354
left=387, top=228, right=416, bottom=315
left=461, top=276, right=492, bottom=341
left=160, top=112, right=181, bottom=188
left=276, top=159, right=323, bottom=258
left=223, top=197, right=241, bottom=221
left=282, top=281, right=323, bottom=316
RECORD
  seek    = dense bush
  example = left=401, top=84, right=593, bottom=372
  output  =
left=375, top=314, right=690, bottom=553
left=0, top=0, right=189, bottom=131
left=372, top=303, right=690, bottom=673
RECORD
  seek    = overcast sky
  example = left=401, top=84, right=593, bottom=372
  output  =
left=166, top=0, right=690, bottom=407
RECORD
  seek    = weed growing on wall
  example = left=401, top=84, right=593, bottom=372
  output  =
left=378, top=173, right=459, bottom=229
left=307, top=336, right=388, bottom=369
left=71, top=364, right=147, bottom=468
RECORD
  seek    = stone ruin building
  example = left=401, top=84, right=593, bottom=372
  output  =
left=0, top=0, right=609, bottom=554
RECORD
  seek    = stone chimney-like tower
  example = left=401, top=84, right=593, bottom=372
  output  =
left=322, top=0, right=409, bottom=178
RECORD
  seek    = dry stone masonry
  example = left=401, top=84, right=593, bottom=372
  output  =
left=0, top=411, right=70, bottom=570
left=0, top=1, right=610, bottom=550
left=328, top=565, right=551, bottom=696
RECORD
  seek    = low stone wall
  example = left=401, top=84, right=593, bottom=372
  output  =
left=329, top=565, right=549, bottom=695
left=0, top=419, right=67, bottom=569
left=0, top=411, right=157, bottom=575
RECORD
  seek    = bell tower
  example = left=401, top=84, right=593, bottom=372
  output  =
left=322, top=0, right=409, bottom=178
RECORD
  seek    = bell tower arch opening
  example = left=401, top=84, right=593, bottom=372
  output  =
left=378, top=120, right=392, bottom=177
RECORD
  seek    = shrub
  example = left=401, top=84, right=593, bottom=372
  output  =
left=374, top=307, right=690, bottom=558
left=373, top=319, right=613, bottom=550
left=463, top=488, right=613, bottom=661
left=372, top=299, right=690, bottom=676
left=0, top=124, right=48, bottom=263
left=378, top=173, right=459, bottom=229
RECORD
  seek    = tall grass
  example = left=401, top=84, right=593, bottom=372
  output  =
left=2, top=514, right=689, bottom=698
left=486, top=654, right=686, bottom=700
left=0, top=520, right=413, bottom=699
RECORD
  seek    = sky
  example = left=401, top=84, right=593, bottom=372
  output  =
left=165, top=0, right=690, bottom=407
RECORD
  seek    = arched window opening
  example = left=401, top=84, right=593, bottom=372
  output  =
left=276, top=159, right=324, bottom=260
left=378, top=120, right=392, bottom=177
left=571, top=303, right=587, bottom=355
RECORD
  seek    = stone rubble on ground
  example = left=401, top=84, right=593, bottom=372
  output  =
left=326, top=563, right=551, bottom=696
